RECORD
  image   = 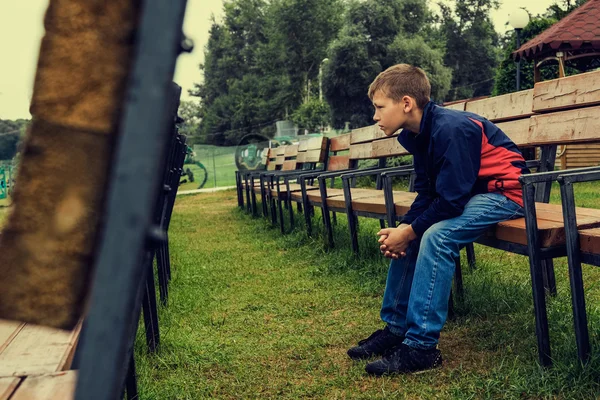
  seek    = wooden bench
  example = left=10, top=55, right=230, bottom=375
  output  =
left=0, top=320, right=80, bottom=399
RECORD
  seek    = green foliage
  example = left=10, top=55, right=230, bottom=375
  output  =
left=194, top=0, right=342, bottom=146
left=0, top=118, right=29, bottom=160
left=387, top=36, right=452, bottom=102
left=439, top=0, right=500, bottom=101
left=290, top=99, right=331, bottom=133
left=323, top=0, right=443, bottom=129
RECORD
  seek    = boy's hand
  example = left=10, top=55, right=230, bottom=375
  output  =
left=377, top=224, right=417, bottom=259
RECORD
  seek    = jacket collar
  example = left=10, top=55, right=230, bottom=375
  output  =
left=415, top=100, right=435, bottom=139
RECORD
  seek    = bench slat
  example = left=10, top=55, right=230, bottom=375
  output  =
left=0, top=377, right=20, bottom=400
left=304, top=148, right=326, bottom=163
left=495, top=119, right=531, bottom=147
left=444, top=102, right=466, bottom=111
left=371, top=137, right=409, bottom=158
left=528, top=106, right=600, bottom=146
left=349, top=143, right=372, bottom=160
left=465, top=89, right=534, bottom=122
left=327, top=155, right=351, bottom=171
left=11, top=371, right=76, bottom=400
left=284, top=144, right=298, bottom=157
left=329, top=134, right=351, bottom=152
left=533, top=69, right=600, bottom=113
left=282, top=160, right=297, bottom=171
left=0, top=322, right=81, bottom=377
left=0, top=321, right=24, bottom=354
left=580, top=228, right=600, bottom=254
left=351, top=125, right=387, bottom=144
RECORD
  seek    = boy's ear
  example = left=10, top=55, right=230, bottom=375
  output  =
left=402, top=95, right=415, bottom=113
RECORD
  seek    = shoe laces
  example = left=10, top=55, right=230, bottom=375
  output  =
left=358, top=328, right=384, bottom=346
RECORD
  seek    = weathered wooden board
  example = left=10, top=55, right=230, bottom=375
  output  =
left=299, top=136, right=326, bottom=152
left=275, top=155, right=285, bottom=165
left=296, top=152, right=306, bottom=163
left=494, top=203, right=600, bottom=247
left=495, top=118, right=531, bottom=147
left=533, top=69, right=600, bottom=112
left=350, top=125, right=387, bottom=144
left=0, top=322, right=81, bottom=377
left=276, top=146, right=286, bottom=156
left=580, top=228, right=600, bottom=255
left=329, top=134, right=352, bottom=152
left=349, top=143, right=373, bottom=160
left=11, top=371, right=77, bottom=400
left=284, top=144, right=298, bottom=157
left=0, top=321, right=24, bottom=354
left=444, top=102, right=466, bottom=111
left=528, top=106, right=600, bottom=146
left=371, top=137, right=410, bottom=157
left=465, top=89, right=534, bottom=122
left=0, top=377, right=20, bottom=400
left=327, top=155, right=351, bottom=171
left=282, top=160, right=297, bottom=171
left=303, top=149, right=325, bottom=163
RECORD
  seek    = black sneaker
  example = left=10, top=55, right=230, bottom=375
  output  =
left=347, top=326, right=404, bottom=360
left=365, top=343, right=442, bottom=376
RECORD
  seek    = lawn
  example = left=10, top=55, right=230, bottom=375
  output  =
left=131, top=182, right=600, bottom=399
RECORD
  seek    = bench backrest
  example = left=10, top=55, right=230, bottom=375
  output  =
left=348, top=125, right=408, bottom=165
left=265, top=136, right=328, bottom=172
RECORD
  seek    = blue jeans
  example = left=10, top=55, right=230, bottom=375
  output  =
left=380, top=193, right=524, bottom=350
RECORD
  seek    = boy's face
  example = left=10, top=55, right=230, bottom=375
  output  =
left=372, top=90, right=412, bottom=136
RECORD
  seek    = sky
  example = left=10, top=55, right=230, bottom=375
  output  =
left=0, top=0, right=558, bottom=121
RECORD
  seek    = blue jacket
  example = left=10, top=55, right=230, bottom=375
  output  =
left=398, top=101, right=528, bottom=237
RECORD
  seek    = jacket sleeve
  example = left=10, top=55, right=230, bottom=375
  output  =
left=410, top=122, right=482, bottom=237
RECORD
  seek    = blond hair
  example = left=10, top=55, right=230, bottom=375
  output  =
left=368, top=64, right=431, bottom=109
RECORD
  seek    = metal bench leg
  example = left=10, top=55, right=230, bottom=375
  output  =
left=320, top=184, right=334, bottom=248
left=156, top=245, right=169, bottom=306
left=454, top=256, right=464, bottom=303
left=343, top=179, right=359, bottom=254
left=561, top=178, right=591, bottom=363
left=466, top=243, right=476, bottom=270
left=523, top=183, right=552, bottom=366
left=448, top=289, right=455, bottom=320
left=142, top=254, right=160, bottom=353
left=125, top=353, right=139, bottom=400
left=542, top=259, right=557, bottom=296
left=278, top=198, right=285, bottom=233
left=300, top=179, right=313, bottom=237
left=287, top=195, right=295, bottom=232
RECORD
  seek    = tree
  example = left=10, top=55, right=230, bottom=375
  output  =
left=0, top=119, right=29, bottom=160
left=290, top=99, right=331, bottom=133
left=323, top=0, right=448, bottom=128
left=439, top=0, right=500, bottom=101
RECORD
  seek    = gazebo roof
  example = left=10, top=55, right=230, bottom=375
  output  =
left=514, top=0, right=600, bottom=60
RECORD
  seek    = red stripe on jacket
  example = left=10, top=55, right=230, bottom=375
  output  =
left=469, top=118, right=524, bottom=207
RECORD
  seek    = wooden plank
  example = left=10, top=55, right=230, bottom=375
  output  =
left=580, top=228, right=600, bottom=255
left=350, top=125, right=387, bottom=144
left=284, top=144, right=298, bottom=158
left=465, top=89, right=534, bottom=122
left=371, top=137, right=409, bottom=157
left=276, top=146, right=286, bottom=156
left=330, top=134, right=352, bottom=152
left=275, top=155, right=285, bottom=165
left=298, top=139, right=309, bottom=152
left=296, top=152, right=306, bottom=163
left=349, top=142, right=373, bottom=160
left=0, top=322, right=81, bottom=377
left=0, top=377, right=20, bottom=400
left=327, top=155, right=351, bottom=171
left=11, top=371, right=77, bottom=400
left=528, top=106, right=600, bottom=146
left=303, top=148, right=326, bottom=163
left=495, top=118, right=531, bottom=147
left=494, top=203, right=600, bottom=247
left=444, top=102, right=466, bottom=111
left=533, top=69, right=600, bottom=112
left=267, top=163, right=277, bottom=171
left=282, top=160, right=297, bottom=171
left=0, top=321, right=24, bottom=354
left=305, top=136, right=327, bottom=151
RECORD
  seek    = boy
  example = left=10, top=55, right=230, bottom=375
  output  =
left=347, top=64, right=528, bottom=376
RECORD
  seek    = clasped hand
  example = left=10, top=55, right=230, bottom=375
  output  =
left=377, top=224, right=417, bottom=259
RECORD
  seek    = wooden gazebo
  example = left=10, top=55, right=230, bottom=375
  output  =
left=514, top=0, right=600, bottom=169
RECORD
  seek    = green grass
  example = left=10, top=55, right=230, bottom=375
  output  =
left=133, top=184, right=600, bottom=399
